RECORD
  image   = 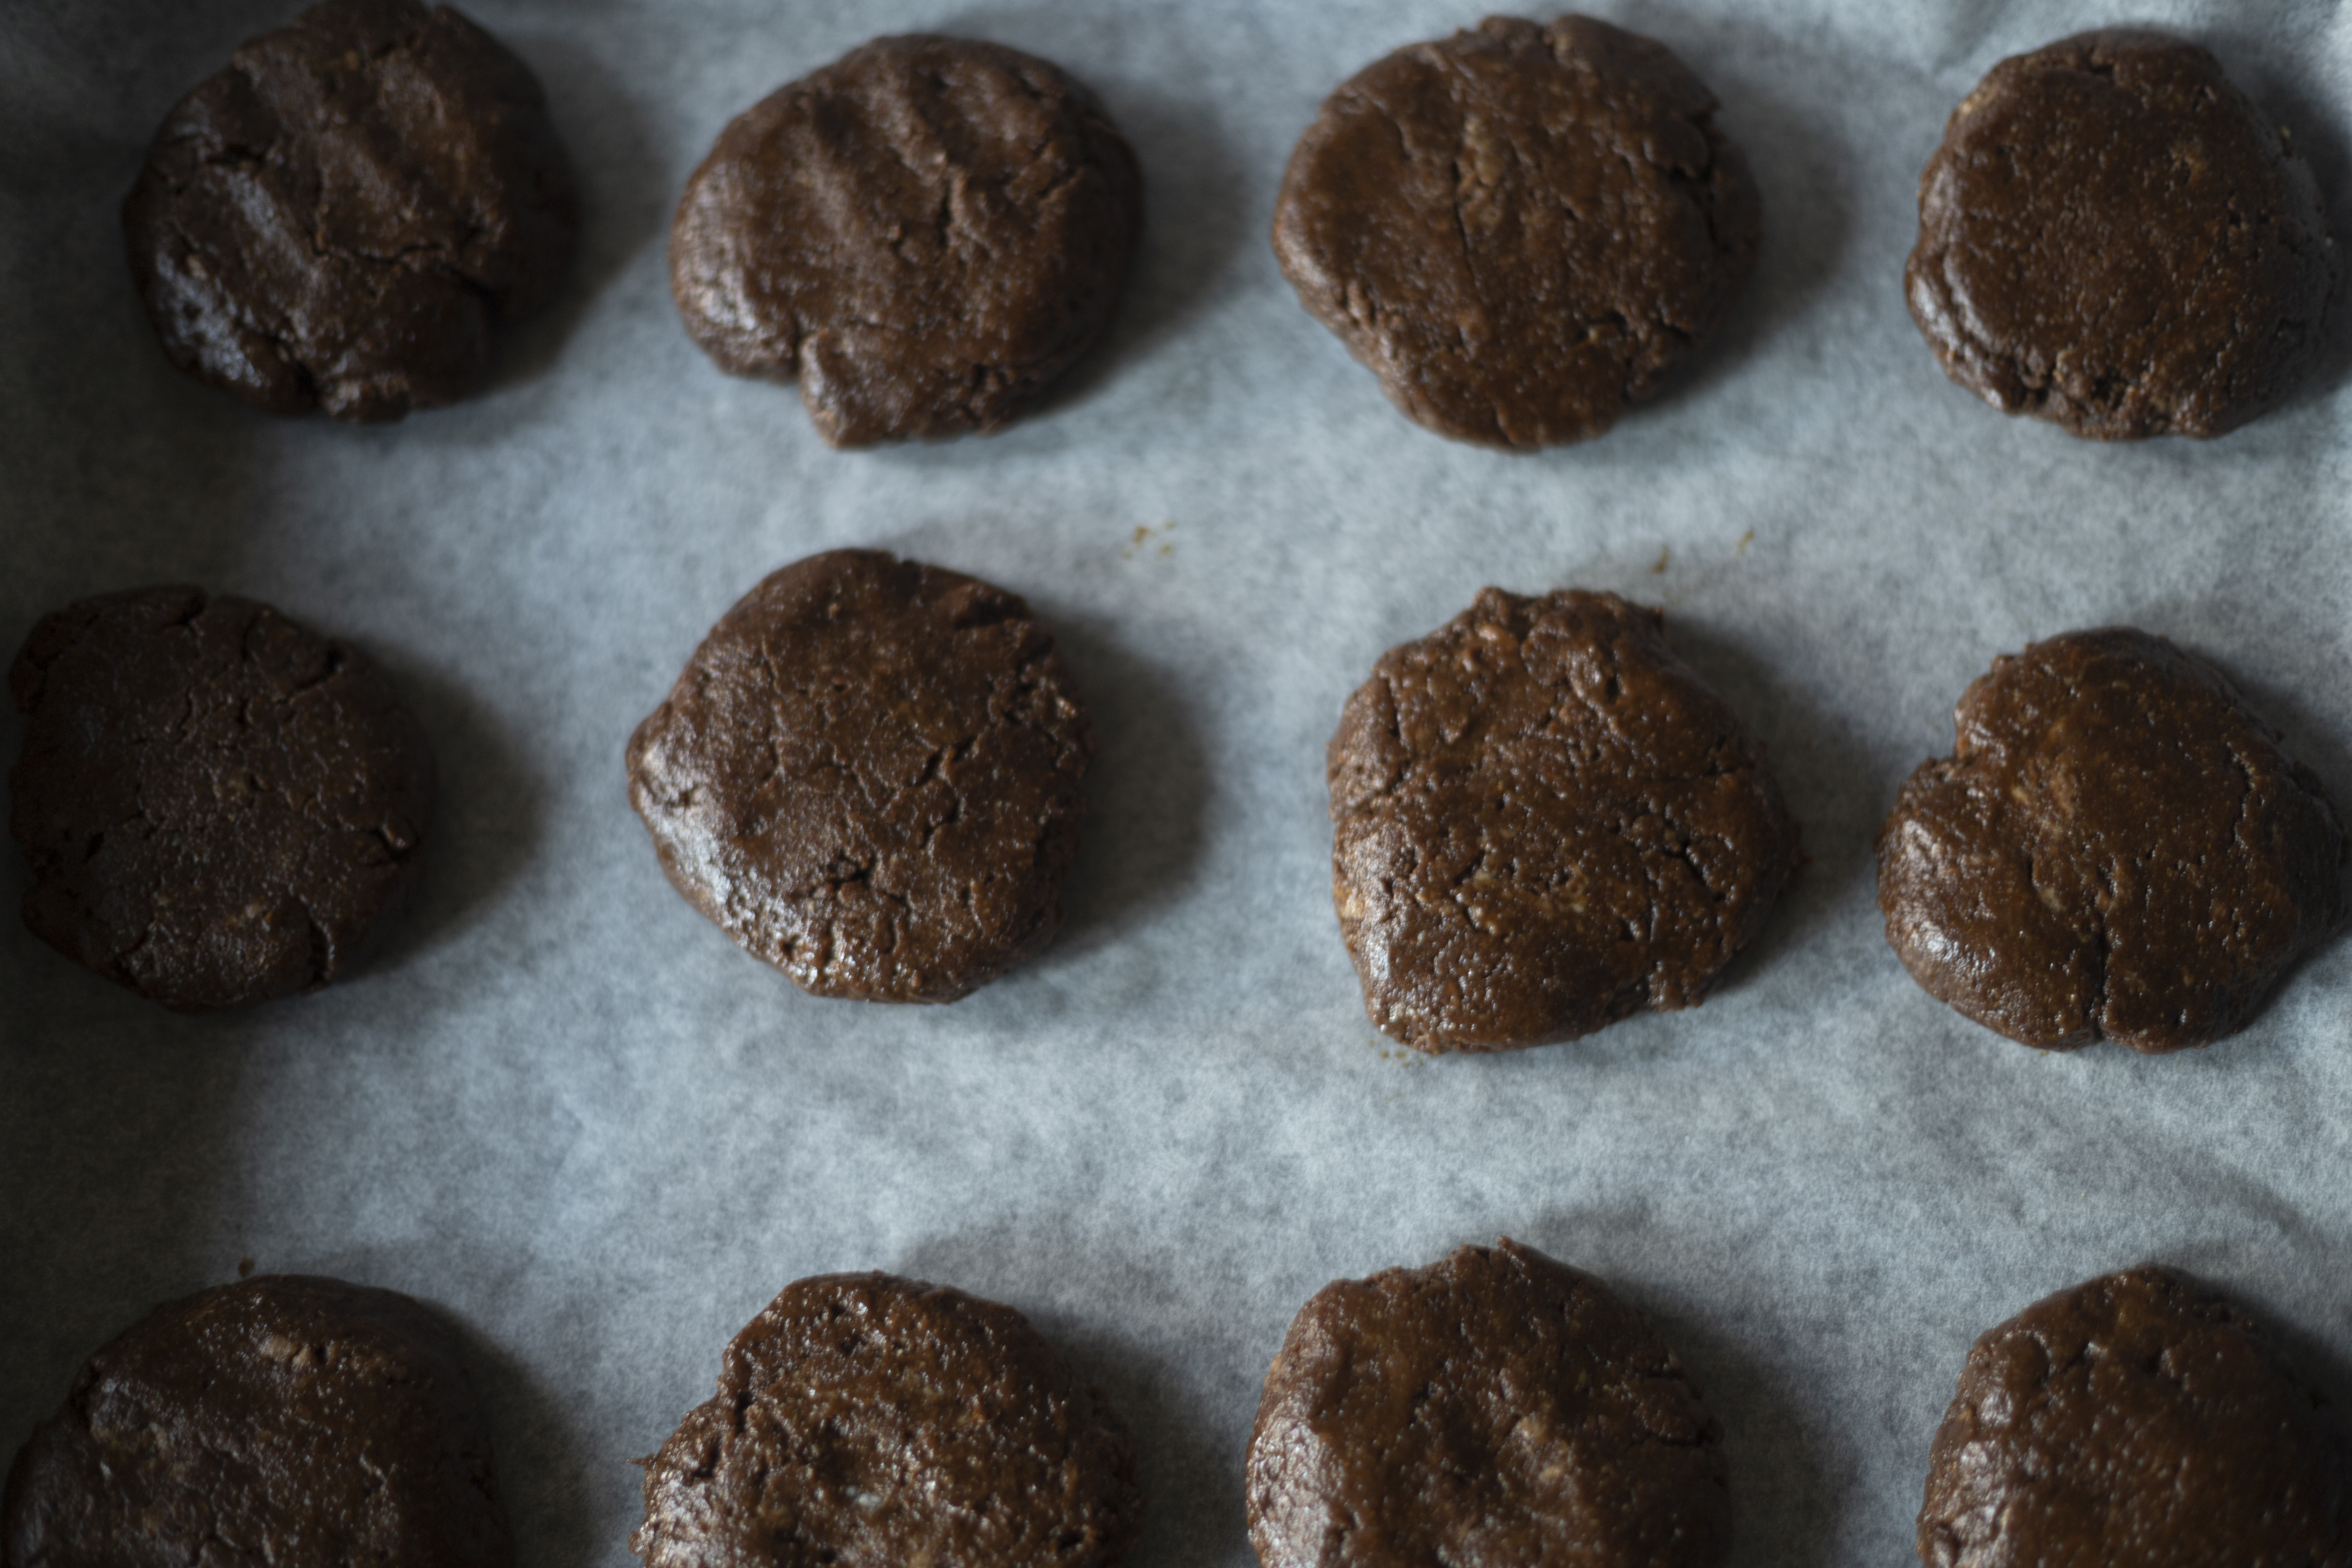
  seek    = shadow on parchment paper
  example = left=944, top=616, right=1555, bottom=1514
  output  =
left=457, top=1320, right=607, bottom=1568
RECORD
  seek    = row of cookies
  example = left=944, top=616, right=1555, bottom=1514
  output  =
left=126, top=2, right=2338, bottom=448
left=15, top=557, right=2345, bottom=1053
left=8, top=1248, right=2346, bottom=1565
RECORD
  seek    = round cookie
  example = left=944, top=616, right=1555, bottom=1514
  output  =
left=1905, top=30, right=2339, bottom=441
left=1247, top=1239, right=1730, bottom=1568
left=633, top=1271, right=1143, bottom=1568
left=1271, top=15, right=1761, bottom=449
left=1877, top=628, right=2347, bottom=1052
left=626, top=550, right=1095, bottom=1003
left=1918, top=1266, right=2351, bottom=1567
left=669, top=35, right=1142, bottom=448
left=122, top=0, right=578, bottom=422
left=8, top=585, right=435, bottom=1011
left=1, top=1275, right=512, bottom=1568
left=1328, top=587, right=1798, bottom=1053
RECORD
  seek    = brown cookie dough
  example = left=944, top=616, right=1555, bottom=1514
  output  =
left=1877, top=628, right=2348, bottom=1052
left=1918, top=1266, right=2351, bottom=1568
left=1, top=1275, right=512, bottom=1568
left=625, top=550, right=1095, bottom=1003
left=633, top=1271, right=1142, bottom=1568
left=1247, top=1239, right=1729, bottom=1568
left=1271, top=15, right=1760, bottom=449
left=1328, top=588, right=1798, bottom=1053
left=122, top=0, right=578, bottom=422
left=8, top=585, right=435, bottom=1011
left=669, top=35, right=1142, bottom=448
left=1905, top=30, right=2339, bottom=441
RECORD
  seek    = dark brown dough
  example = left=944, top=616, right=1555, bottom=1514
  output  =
left=669, top=35, right=1142, bottom=447
left=1918, top=1266, right=2352, bottom=1568
left=1271, top=14, right=1760, bottom=449
left=1877, top=628, right=2347, bottom=1052
left=1905, top=30, right=2339, bottom=440
left=625, top=550, right=1095, bottom=1003
left=1247, top=1239, right=1729, bottom=1568
left=1, top=1275, right=512, bottom=1568
left=122, top=0, right=578, bottom=422
left=1328, top=587, right=1798, bottom=1053
left=633, top=1271, right=1142, bottom=1568
left=8, top=585, right=435, bottom=1011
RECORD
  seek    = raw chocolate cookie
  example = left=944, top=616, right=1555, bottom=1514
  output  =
left=1877, top=628, right=2347, bottom=1052
left=1329, top=588, right=1798, bottom=1053
left=626, top=550, right=1094, bottom=1003
left=1, top=1275, right=512, bottom=1568
left=1247, top=1239, right=1729, bottom=1568
left=633, top=1271, right=1142, bottom=1568
left=1271, top=15, right=1760, bottom=448
left=1905, top=30, right=2339, bottom=440
left=123, top=0, right=577, bottom=421
left=1918, top=1266, right=2351, bottom=1568
left=8, top=585, right=435, bottom=1011
left=670, top=35, right=1142, bottom=447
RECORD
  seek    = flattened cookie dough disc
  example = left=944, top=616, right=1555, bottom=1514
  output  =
left=122, top=0, right=579, bottom=422
left=1272, top=14, right=1761, bottom=448
left=1905, top=30, right=2340, bottom=440
left=1328, top=587, right=1798, bottom=1053
left=1247, top=1239, right=1730, bottom=1568
left=670, top=35, right=1143, bottom=447
left=1918, top=1267, right=2352, bottom=1568
left=1877, top=628, right=2348, bottom=1052
left=626, top=550, right=1096, bottom=1002
left=1, top=1275, right=513, bottom=1568
left=8, top=585, right=436, bottom=1011
left=633, top=1271, right=1144, bottom=1568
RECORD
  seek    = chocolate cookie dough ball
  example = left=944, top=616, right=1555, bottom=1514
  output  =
left=1919, top=1266, right=2351, bottom=1568
left=1905, top=31, right=2339, bottom=440
left=1329, top=588, right=1798, bottom=1053
left=1877, top=628, right=2347, bottom=1052
left=8, top=585, right=435, bottom=1011
left=1248, top=1239, right=1730, bottom=1568
left=122, top=0, right=578, bottom=422
left=670, top=35, right=1142, bottom=447
left=626, top=550, right=1095, bottom=1003
left=634, top=1272, right=1142, bottom=1568
left=1272, top=15, right=1760, bottom=448
left=1, top=1276, right=512, bottom=1568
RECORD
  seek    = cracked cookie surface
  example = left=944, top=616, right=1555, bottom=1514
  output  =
left=626, top=550, right=1094, bottom=1003
left=1876, top=628, right=2347, bottom=1052
left=669, top=35, right=1142, bottom=448
left=1328, top=587, right=1797, bottom=1054
left=122, top=0, right=577, bottom=422
left=8, top=585, right=435, bottom=1011
left=1905, top=30, right=2339, bottom=441
left=1918, top=1266, right=2351, bottom=1568
left=1271, top=14, right=1759, bottom=449
left=1, top=1274, right=513, bottom=1568
left=1247, top=1239, right=1729, bottom=1568
left=633, top=1271, right=1142, bottom=1568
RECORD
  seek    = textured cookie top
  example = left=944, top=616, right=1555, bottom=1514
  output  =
left=1877, top=628, right=2347, bottom=1052
left=625, top=550, right=1095, bottom=1003
left=8, top=585, right=435, bottom=1011
left=633, top=1271, right=1143, bottom=1568
left=1905, top=30, right=2338, bottom=440
left=1246, top=1239, right=1729, bottom=1568
left=1272, top=14, right=1759, bottom=448
left=1919, top=1266, right=2351, bottom=1568
left=669, top=35, right=1142, bottom=447
left=122, top=0, right=577, bottom=421
left=1328, top=587, right=1798, bottom=1052
left=0, top=1275, right=511, bottom=1568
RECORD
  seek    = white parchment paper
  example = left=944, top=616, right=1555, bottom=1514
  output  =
left=5, top=1, right=2350, bottom=1562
